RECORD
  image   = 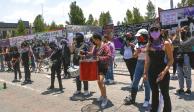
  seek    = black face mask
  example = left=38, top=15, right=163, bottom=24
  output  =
left=181, top=31, right=189, bottom=41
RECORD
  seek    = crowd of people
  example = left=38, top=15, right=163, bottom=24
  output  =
left=0, top=23, right=194, bottom=111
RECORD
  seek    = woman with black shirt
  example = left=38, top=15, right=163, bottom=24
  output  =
left=143, top=25, right=174, bottom=112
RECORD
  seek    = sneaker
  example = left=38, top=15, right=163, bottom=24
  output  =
left=97, top=96, right=104, bottom=102
left=74, top=90, right=81, bottom=95
left=143, top=101, right=149, bottom=108
left=83, top=91, right=90, bottom=96
left=101, top=98, right=108, bottom=108
left=108, top=79, right=114, bottom=84
left=176, top=89, right=184, bottom=94
left=185, top=89, right=191, bottom=95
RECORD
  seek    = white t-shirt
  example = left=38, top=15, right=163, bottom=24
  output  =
left=123, top=46, right=133, bottom=59
left=135, top=44, right=146, bottom=60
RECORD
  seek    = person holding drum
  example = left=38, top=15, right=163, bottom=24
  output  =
left=90, top=33, right=112, bottom=108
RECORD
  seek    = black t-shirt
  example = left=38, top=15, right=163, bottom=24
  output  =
left=21, top=51, right=29, bottom=64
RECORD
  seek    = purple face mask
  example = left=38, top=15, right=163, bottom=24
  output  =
left=150, top=31, right=160, bottom=40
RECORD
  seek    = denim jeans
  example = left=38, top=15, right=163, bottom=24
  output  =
left=105, top=58, right=114, bottom=81
left=177, top=54, right=192, bottom=89
left=0, top=55, right=4, bottom=70
left=131, top=60, right=150, bottom=101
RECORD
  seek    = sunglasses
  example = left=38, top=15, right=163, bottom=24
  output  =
left=150, top=28, right=159, bottom=32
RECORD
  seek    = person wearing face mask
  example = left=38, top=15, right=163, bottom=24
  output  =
left=124, top=29, right=150, bottom=108
left=120, top=32, right=137, bottom=82
left=47, top=41, right=63, bottom=91
left=21, top=42, right=32, bottom=85
left=61, top=39, right=71, bottom=79
left=176, top=26, right=192, bottom=95
left=143, top=25, right=173, bottom=112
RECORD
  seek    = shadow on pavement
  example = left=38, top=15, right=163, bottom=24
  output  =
left=81, top=98, right=114, bottom=112
left=133, top=103, right=151, bottom=112
left=70, top=92, right=95, bottom=101
left=41, top=88, right=64, bottom=95
left=174, top=92, right=194, bottom=101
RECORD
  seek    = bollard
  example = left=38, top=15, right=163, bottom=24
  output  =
left=3, top=82, right=6, bottom=89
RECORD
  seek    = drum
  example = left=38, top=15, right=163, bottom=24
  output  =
left=80, top=60, right=98, bottom=81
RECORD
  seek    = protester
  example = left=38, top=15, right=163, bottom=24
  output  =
left=143, top=25, right=173, bottom=112
left=21, top=42, right=32, bottom=85
left=120, top=32, right=137, bottom=81
left=72, top=33, right=90, bottom=96
left=47, top=41, right=63, bottom=91
left=0, top=47, right=5, bottom=72
left=176, top=26, right=192, bottom=95
left=104, top=32, right=115, bottom=84
left=61, top=39, right=71, bottom=79
left=90, top=33, right=111, bottom=108
left=170, top=30, right=180, bottom=80
left=124, top=29, right=150, bottom=108
left=11, top=46, right=22, bottom=82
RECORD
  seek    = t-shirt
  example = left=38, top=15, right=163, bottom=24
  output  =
left=123, top=46, right=133, bottom=59
left=135, top=44, right=146, bottom=60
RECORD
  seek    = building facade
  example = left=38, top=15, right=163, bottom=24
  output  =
left=0, top=21, right=30, bottom=39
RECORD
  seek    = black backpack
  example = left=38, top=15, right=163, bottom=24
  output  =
left=188, top=52, right=194, bottom=69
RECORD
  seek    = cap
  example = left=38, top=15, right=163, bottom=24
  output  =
left=135, top=29, right=148, bottom=36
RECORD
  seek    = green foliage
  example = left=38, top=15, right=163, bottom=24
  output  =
left=177, top=0, right=194, bottom=7
left=93, top=19, right=98, bottom=26
left=99, top=11, right=112, bottom=26
left=124, top=9, right=133, bottom=24
left=49, top=21, right=57, bottom=30
left=33, top=14, right=45, bottom=33
left=145, top=0, right=156, bottom=20
left=86, top=14, right=94, bottom=25
left=133, top=7, right=144, bottom=24
left=68, top=1, right=85, bottom=25
left=16, top=19, right=26, bottom=36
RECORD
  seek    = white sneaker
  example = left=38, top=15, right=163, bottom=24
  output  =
left=108, top=79, right=114, bottom=84
left=83, top=91, right=90, bottom=96
left=97, top=96, right=104, bottom=101
left=74, top=91, right=81, bottom=95
left=143, top=101, right=149, bottom=108
left=101, top=98, right=108, bottom=108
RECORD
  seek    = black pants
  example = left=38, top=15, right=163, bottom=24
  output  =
left=124, top=58, right=137, bottom=81
left=149, top=73, right=171, bottom=112
left=63, top=60, right=70, bottom=76
left=76, top=76, right=88, bottom=91
left=24, top=63, right=31, bottom=81
left=13, top=61, right=21, bottom=79
left=173, top=48, right=178, bottom=74
left=50, top=63, right=63, bottom=88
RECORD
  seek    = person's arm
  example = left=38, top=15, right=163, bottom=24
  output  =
left=157, top=41, right=174, bottom=81
left=143, top=45, right=150, bottom=81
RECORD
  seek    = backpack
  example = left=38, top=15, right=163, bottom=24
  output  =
left=188, top=52, right=194, bottom=69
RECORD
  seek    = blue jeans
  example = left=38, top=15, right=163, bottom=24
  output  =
left=0, top=55, right=4, bottom=71
left=177, top=54, right=192, bottom=89
left=105, top=58, right=114, bottom=81
left=132, top=60, right=150, bottom=101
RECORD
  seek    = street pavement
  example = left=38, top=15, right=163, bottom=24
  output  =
left=0, top=64, right=194, bottom=112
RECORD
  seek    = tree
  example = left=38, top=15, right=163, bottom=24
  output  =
left=93, top=19, right=98, bottom=26
left=86, top=14, right=94, bottom=25
left=33, top=14, right=45, bottom=33
left=188, top=0, right=194, bottom=6
left=145, top=0, right=156, bottom=20
left=177, top=0, right=194, bottom=7
left=49, top=21, right=57, bottom=30
left=99, top=11, right=112, bottom=26
left=133, top=7, right=144, bottom=23
left=123, top=9, right=133, bottom=24
left=68, top=1, right=85, bottom=25
left=16, top=19, right=26, bottom=36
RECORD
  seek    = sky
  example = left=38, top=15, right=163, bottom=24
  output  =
left=0, top=0, right=181, bottom=25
